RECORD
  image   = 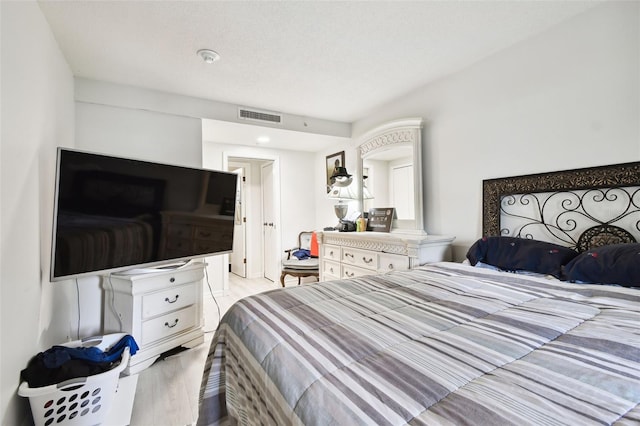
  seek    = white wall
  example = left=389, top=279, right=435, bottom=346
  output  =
left=76, top=102, right=202, bottom=167
left=352, top=1, right=640, bottom=260
left=1, top=2, right=75, bottom=423
left=75, top=78, right=351, bottom=139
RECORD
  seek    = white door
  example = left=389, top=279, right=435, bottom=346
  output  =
left=229, top=164, right=246, bottom=278
left=261, top=161, right=277, bottom=282
left=391, top=164, right=414, bottom=220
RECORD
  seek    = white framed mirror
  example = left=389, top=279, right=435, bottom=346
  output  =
left=356, top=118, right=425, bottom=233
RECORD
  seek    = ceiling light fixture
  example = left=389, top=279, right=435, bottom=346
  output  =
left=197, top=49, right=220, bottom=64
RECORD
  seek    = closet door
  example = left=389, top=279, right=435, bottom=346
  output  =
left=391, top=164, right=414, bottom=220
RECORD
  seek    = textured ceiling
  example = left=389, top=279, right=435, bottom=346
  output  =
left=38, top=1, right=599, bottom=125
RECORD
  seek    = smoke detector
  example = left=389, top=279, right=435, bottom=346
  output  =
left=197, top=49, right=220, bottom=64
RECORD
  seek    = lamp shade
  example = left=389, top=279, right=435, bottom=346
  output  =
left=328, top=184, right=357, bottom=200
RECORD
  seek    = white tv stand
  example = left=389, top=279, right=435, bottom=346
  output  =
left=102, top=261, right=205, bottom=375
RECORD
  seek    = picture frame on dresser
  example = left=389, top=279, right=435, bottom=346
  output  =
left=367, top=208, right=395, bottom=232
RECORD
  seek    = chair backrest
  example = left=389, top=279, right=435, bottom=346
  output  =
left=299, top=232, right=313, bottom=250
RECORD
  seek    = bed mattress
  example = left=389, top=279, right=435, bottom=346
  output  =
left=198, top=263, right=640, bottom=425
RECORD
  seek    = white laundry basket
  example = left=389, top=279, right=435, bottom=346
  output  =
left=18, top=333, right=131, bottom=426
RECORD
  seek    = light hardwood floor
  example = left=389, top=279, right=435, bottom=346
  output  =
left=127, top=274, right=284, bottom=426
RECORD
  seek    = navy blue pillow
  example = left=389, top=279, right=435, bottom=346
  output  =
left=562, top=243, right=640, bottom=287
left=466, top=236, right=578, bottom=278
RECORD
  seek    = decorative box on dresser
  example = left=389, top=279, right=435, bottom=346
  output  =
left=317, top=231, right=455, bottom=281
left=102, top=261, right=205, bottom=375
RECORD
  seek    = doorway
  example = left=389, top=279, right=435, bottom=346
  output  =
left=225, top=154, right=281, bottom=282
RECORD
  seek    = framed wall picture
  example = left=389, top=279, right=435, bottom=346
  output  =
left=326, top=151, right=345, bottom=192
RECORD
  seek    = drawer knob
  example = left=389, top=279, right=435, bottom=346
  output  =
left=363, top=257, right=373, bottom=264
left=170, top=277, right=176, bottom=283
left=345, top=252, right=354, bottom=258
left=165, top=295, right=179, bottom=304
left=329, top=250, right=334, bottom=256
left=165, top=319, right=179, bottom=328
left=388, top=264, right=395, bottom=270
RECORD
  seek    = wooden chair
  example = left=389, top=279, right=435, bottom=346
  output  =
left=280, top=231, right=319, bottom=287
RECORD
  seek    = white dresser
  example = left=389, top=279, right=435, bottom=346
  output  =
left=317, top=231, right=455, bottom=281
left=102, top=262, right=205, bottom=375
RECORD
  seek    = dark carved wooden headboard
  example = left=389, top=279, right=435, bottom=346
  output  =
left=483, top=162, right=640, bottom=251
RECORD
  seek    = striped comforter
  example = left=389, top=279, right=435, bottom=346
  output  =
left=198, top=263, right=640, bottom=425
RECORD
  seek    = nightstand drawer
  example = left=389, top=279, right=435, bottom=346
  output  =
left=342, top=247, right=377, bottom=270
left=142, top=283, right=197, bottom=319
left=322, top=244, right=341, bottom=261
left=141, top=304, right=197, bottom=345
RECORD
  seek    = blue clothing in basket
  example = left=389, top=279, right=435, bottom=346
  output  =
left=43, top=334, right=139, bottom=368
left=21, top=335, right=138, bottom=388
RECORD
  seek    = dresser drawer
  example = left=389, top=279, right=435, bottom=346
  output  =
left=321, top=259, right=341, bottom=281
left=141, top=304, right=197, bottom=345
left=193, top=240, right=230, bottom=253
left=322, top=244, right=341, bottom=261
left=342, top=263, right=375, bottom=279
left=142, top=283, right=197, bottom=319
left=378, top=253, right=410, bottom=272
left=166, top=223, right=193, bottom=238
left=342, top=247, right=377, bottom=270
left=194, top=225, right=231, bottom=240
left=165, top=237, right=192, bottom=252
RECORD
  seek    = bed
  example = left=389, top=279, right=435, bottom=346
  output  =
left=198, top=162, right=640, bottom=425
left=54, top=212, right=155, bottom=276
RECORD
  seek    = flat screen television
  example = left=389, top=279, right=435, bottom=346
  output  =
left=50, top=148, right=238, bottom=281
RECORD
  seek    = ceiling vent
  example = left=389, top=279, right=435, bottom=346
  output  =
left=238, top=107, right=283, bottom=125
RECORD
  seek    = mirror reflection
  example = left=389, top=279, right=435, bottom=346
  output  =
left=362, top=146, right=414, bottom=220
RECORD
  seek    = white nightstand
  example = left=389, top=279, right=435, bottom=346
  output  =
left=102, top=262, right=205, bottom=374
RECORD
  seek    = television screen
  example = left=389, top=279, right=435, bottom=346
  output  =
left=51, top=148, right=238, bottom=281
